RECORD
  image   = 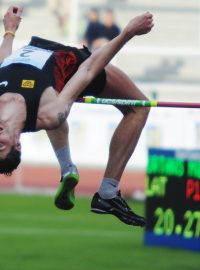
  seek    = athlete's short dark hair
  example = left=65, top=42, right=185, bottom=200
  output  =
left=0, top=147, right=21, bottom=176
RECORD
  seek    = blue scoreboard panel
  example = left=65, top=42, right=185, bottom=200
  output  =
left=144, top=148, right=200, bottom=252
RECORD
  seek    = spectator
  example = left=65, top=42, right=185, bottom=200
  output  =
left=102, top=9, right=120, bottom=41
left=83, top=8, right=104, bottom=49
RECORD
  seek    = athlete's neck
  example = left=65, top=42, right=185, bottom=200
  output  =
left=0, top=93, right=26, bottom=133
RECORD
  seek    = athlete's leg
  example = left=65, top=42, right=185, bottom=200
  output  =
left=46, top=121, right=73, bottom=173
left=99, top=64, right=150, bottom=181
left=91, top=64, right=149, bottom=226
left=46, top=121, right=79, bottom=210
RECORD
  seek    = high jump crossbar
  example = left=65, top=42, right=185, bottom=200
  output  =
left=77, top=97, right=200, bottom=109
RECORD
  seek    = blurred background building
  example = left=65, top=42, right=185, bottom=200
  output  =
left=0, top=0, right=200, bottom=197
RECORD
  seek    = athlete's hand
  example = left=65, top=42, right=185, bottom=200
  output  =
left=124, top=12, right=154, bottom=40
left=3, top=6, right=23, bottom=33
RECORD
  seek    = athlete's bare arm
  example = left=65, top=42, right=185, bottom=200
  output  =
left=37, top=12, right=153, bottom=130
left=0, top=6, right=23, bottom=62
left=56, top=13, right=153, bottom=114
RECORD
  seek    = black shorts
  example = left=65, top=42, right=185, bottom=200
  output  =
left=29, top=36, right=107, bottom=97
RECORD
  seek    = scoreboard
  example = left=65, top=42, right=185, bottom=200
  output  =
left=144, top=148, right=200, bottom=252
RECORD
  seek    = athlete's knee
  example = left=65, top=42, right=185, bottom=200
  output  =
left=119, top=106, right=149, bottom=120
left=123, top=101, right=150, bottom=119
left=133, top=95, right=150, bottom=120
left=133, top=106, right=150, bottom=123
left=140, top=105, right=150, bottom=120
left=120, top=103, right=150, bottom=130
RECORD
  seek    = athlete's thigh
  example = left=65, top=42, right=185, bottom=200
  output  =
left=97, top=64, right=149, bottom=114
left=98, top=64, right=148, bottom=101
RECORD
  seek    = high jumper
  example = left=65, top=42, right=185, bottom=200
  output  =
left=0, top=6, right=153, bottom=226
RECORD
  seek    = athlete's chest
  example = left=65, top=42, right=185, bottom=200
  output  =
left=0, top=93, right=26, bottom=119
left=36, top=86, right=60, bottom=130
left=38, top=86, right=58, bottom=109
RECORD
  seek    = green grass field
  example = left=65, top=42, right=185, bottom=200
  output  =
left=0, top=194, right=199, bottom=270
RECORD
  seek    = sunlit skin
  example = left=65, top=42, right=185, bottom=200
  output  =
left=0, top=129, right=21, bottom=159
left=0, top=126, right=14, bottom=158
left=0, top=93, right=25, bottom=159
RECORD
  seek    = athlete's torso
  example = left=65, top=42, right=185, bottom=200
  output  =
left=0, top=44, right=64, bottom=132
left=0, top=37, right=105, bottom=132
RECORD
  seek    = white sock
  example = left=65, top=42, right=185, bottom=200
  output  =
left=98, top=177, right=119, bottom=199
left=55, top=145, right=74, bottom=175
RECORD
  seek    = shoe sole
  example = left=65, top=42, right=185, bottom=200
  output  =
left=91, top=208, right=110, bottom=214
left=55, top=173, right=79, bottom=210
left=91, top=207, right=146, bottom=227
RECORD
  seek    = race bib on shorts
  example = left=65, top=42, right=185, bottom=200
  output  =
left=1, top=45, right=53, bottom=69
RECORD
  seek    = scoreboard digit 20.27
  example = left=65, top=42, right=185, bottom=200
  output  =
left=145, top=148, right=200, bottom=252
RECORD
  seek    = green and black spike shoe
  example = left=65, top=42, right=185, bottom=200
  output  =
left=54, top=165, right=79, bottom=210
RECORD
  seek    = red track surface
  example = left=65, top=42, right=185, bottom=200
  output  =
left=0, top=165, right=146, bottom=196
